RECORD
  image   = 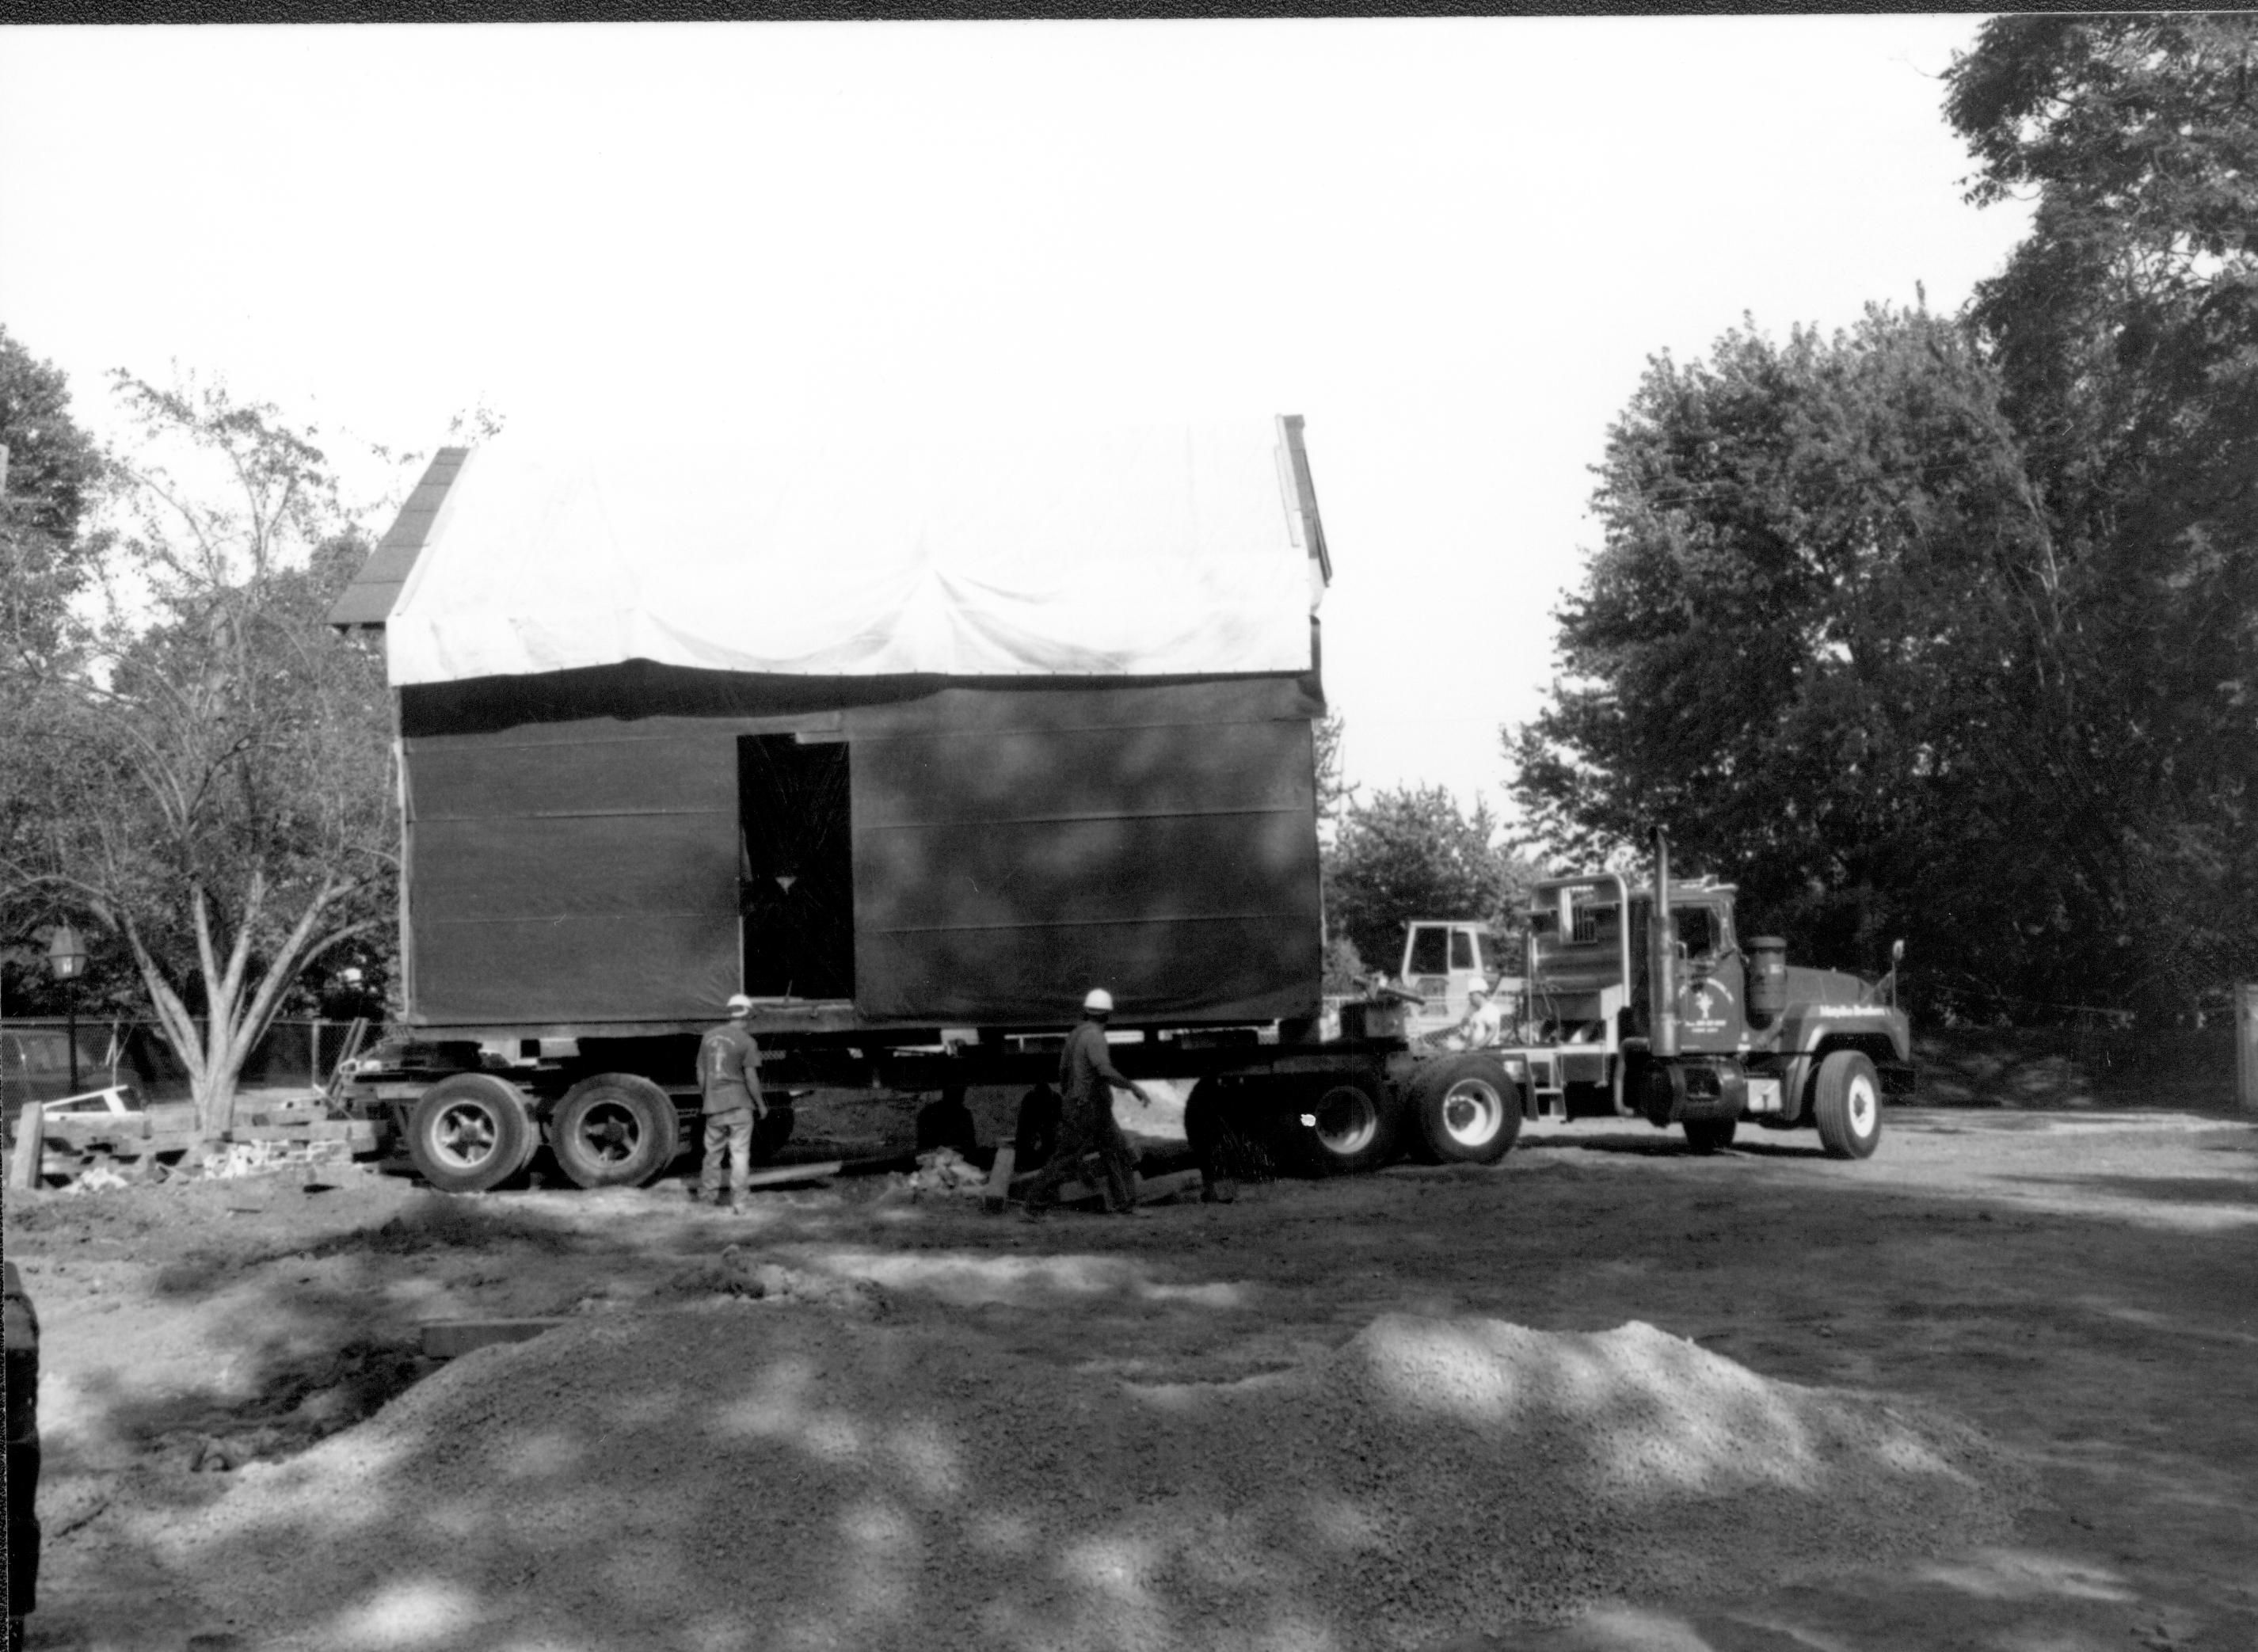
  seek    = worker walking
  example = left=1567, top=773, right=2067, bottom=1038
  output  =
left=1022, top=988, right=1152, bottom=1218
left=695, top=993, right=764, bottom=1209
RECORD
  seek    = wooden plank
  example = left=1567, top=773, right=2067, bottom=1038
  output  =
left=45, top=1087, right=136, bottom=1116
left=224, top=1121, right=358, bottom=1143
left=980, top=1142, right=1017, bottom=1212
left=5, top=1105, right=44, bottom=1190
left=44, top=1113, right=150, bottom=1144
left=248, top=1105, right=329, bottom=1126
left=105, top=1132, right=198, bottom=1161
left=737, top=1159, right=844, bottom=1191
left=1006, top=1163, right=1205, bottom=1210
left=1133, top=1168, right=1205, bottom=1205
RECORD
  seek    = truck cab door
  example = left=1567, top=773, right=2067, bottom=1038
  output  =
left=1399, top=922, right=1488, bottom=1034
left=1672, top=901, right=1746, bottom=1051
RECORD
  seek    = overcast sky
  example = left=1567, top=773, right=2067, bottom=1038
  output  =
left=0, top=17, right=2031, bottom=836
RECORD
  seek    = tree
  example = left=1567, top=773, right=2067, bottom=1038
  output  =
left=1945, top=15, right=2258, bottom=1014
left=1313, top=708, right=1356, bottom=825
left=0, top=327, right=105, bottom=666
left=1324, top=785, right=1529, bottom=976
left=1513, top=21, right=2258, bottom=1023
left=1508, top=303, right=2145, bottom=1008
left=0, top=330, right=114, bottom=1015
left=1, top=371, right=396, bottom=1135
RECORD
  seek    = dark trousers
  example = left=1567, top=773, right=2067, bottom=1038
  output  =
left=7, top=1345, right=37, bottom=1623
left=1022, top=1099, right=1137, bottom=1212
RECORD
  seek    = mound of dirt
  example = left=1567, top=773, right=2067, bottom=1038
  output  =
left=662, top=1246, right=892, bottom=1316
left=159, top=1305, right=2030, bottom=1651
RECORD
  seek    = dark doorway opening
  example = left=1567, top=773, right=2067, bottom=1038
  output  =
left=737, top=735, right=855, bottom=1001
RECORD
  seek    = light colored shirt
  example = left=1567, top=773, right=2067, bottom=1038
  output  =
left=699, top=1021, right=763, bottom=1107
left=1443, top=997, right=1503, bottom=1051
left=1059, top=1020, right=1134, bottom=1112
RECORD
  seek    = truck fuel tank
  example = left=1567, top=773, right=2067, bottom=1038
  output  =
left=1748, top=937, right=1788, bottom=1026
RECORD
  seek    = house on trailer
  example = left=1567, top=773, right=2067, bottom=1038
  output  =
left=329, top=417, right=1336, bottom=1045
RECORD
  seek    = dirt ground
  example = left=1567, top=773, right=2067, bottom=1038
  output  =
left=5, top=1083, right=2255, bottom=1652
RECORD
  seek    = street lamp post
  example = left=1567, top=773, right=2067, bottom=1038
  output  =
left=47, top=924, right=88, bottom=1096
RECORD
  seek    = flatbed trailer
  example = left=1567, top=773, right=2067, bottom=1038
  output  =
left=329, top=423, right=1903, bottom=1193
left=328, top=418, right=1539, bottom=1191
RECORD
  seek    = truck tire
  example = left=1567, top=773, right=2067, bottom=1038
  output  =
left=550, top=1074, right=680, bottom=1189
left=1812, top=1051, right=1882, bottom=1159
left=1682, top=1117, right=1738, bottom=1155
left=1284, top=1075, right=1399, bottom=1176
left=1184, top=1079, right=1274, bottom=1182
left=1410, top=1055, right=1521, bottom=1165
left=406, top=1073, right=533, bottom=1194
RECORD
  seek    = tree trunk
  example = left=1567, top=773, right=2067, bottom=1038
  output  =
left=116, top=876, right=367, bottom=1144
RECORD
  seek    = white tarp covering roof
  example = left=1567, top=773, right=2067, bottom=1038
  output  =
left=381, top=417, right=1323, bottom=687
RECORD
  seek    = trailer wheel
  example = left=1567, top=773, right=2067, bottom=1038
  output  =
left=1184, top=1079, right=1274, bottom=1182
left=1812, top=1051, right=1882, bottom=1159
left=1410, top=1055, right=1521, bottom=1165
left=1285, top=1076, right=1399, bottom=1175
left=1682, top=1117, right=1738, bottom=1155
left=550, top=1075, right=680, bottom=1189
left=406, top=1074, right=533, bottom=1194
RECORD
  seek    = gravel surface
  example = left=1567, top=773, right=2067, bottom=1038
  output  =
left=154, top=1288, right=2030, bottom=1652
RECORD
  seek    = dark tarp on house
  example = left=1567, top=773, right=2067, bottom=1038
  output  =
left=348, top=419, right=1336, bottom=1033
left=398, top=665, right=1323, bottom=1030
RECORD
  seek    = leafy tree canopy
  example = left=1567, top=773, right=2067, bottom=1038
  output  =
left=1, top=371, right=397, bottom=1132
left=1514, top=18, right=2258, bottom=1024
left=1325, top=784, right=1533, bottom=978
left=0, top=325, right=105, bottom=665
left=1510, top=306, right=2066, bottom=992
left=1947, top=14, right=2258, bottom=1014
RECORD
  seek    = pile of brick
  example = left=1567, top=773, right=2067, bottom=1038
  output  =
left=211, top=1097, right=379, bottom=1175
left=4, top=1092, right=198, bottom=1190
left=4, top=1091, right=381, bottom=1192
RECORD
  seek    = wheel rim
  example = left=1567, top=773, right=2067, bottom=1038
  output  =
left=431, top=1102, right=501, bottom=1170
left=1441, top=1079, right=1505, bottom=1147
left=1847, top=1073, right=1878, bottom=1138
left=572, top=1099, right=642, bottom=1166
left=1312, top=1086, right=1379, bottom=1157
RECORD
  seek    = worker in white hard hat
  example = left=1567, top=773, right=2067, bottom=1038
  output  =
left=692, top=993, right=764, bottom=1209
left=1430, top=979, right=1505, bottom=1052
left=1020, top=987, right=1152, bottom=1219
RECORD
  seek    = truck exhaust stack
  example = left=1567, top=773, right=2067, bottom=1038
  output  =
left=1649, top=827, right=1678, bottom=1060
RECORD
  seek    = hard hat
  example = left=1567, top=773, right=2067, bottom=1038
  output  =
left=1083, top=988, right=1114, bottom=1013
left=726, top=993, right=755, bottom=1015
left=1467, top=980, right=1491, bottom=999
